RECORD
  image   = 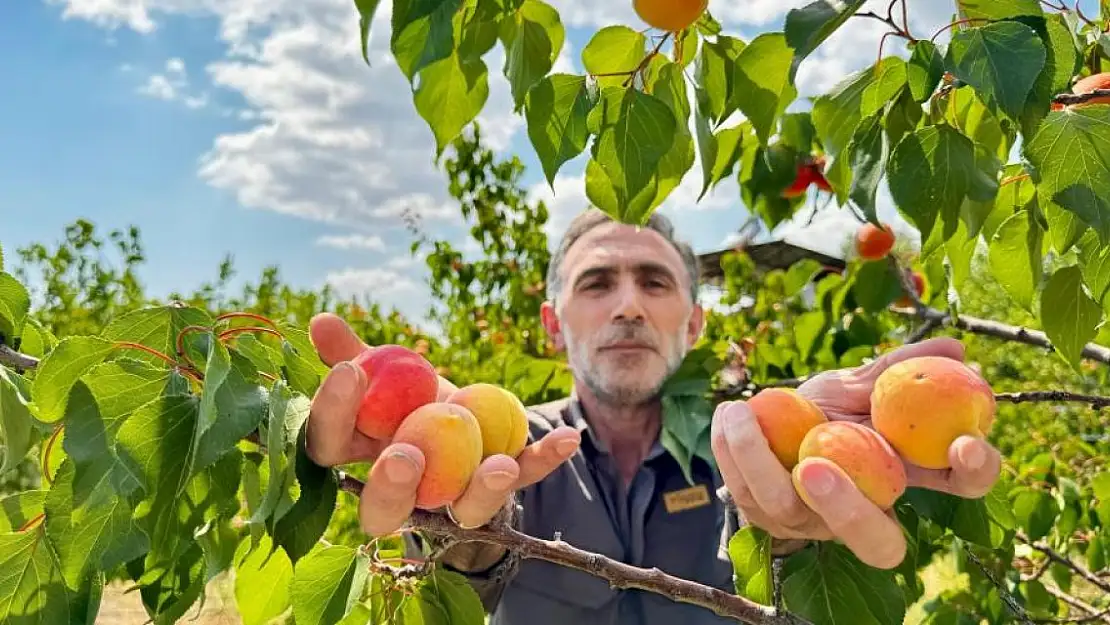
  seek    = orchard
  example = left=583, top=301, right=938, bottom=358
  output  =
left=4, top=0, right=1110, bottom=624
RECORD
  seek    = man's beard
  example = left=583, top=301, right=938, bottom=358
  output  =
left=564, top=320, right=689, bottom=407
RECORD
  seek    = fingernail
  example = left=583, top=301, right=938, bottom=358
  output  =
left=331, top=362, right=360, bottom=398
left=958, top=439, right=986, bottom=471
left=384, top=452, right=419, bottom=484
left=483, top=471, right=516, bottom=490
left=556, top=439, right=579, bottom=456
left=802, top=463, right=837, bottom=497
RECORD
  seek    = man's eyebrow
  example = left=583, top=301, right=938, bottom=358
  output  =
left=571, top=262, right=678, bottom=286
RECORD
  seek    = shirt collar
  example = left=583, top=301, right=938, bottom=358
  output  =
left=564, top=392, right=668, bottom=463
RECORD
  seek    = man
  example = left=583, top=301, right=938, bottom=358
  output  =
left=305, top=208, right=1001, bottom=624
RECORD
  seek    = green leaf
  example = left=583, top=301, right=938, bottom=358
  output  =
left=43, top=459, right=151, bottom=589
left=0, top=273, right=30, bottom=343
left=957, top=0, right=1043, bottom=19
left=852, top=260, right=904, bottom=312
left=405, top=569, right=487, bottom=625
left=697, top=113, right=746, bottom=199
left=0, top=491, right=44, bottom=533
left=812, top=63, right=877, bottom=158
left=945, top=21, right=1046, bottom=122
left=847, top=113, right=887, bottom=220
left=0, top=366, right=33, bottom=476
left=413, top=52, right=490, bottom=156
left=61, top=359, right=171, bottom=509
left=696, top=35, right=746, bottom=124
left=190, top=348, right=267, bottom=476
left=888, top=125, right=988, bottom=241
left=291, top=544, right=371, bottom=625
left=906, top=40, right=945, bottom=103
left=252, top=381, right=311, bottom=528
left=1011, top=486, right=1059, bottom=540
left=525, top=73, right=597, bottom=188
left=728, top=527, right=772, bottom=605
left=781, top=543, right=906, bottom=625
left=785, top=259, right=823, bottom=295
left=500, top=0, right=564, bottom=111
left=130, top=542, right=207, bottom=624
left=661, top=393, right=712, bottom=485
left=1077, top=229, right=1110, bottom=306
left=234, top=534, right=294, bottom=625
left=633, top=60, right=695, bottom=216
left=1024, top=108, right=1110, bottom=244
left=30, top=336, right=115, bottom=424
left=353, top=0, right=382, bottom=65
left=585, top=87, right=677, bottom=224
left=101, top=305, right=213, bottom=368
left=0, top=527, right=104, bottom=625
left=861, top=57, right=907, bottom=118
left=1040, top=265, right=1102, bottom=369
left=581, top=26, right=645, bottom=88
left=272, top=426, right=339, bottom=564
left=988, top=208, right=1043, bottom=313
left=391, top=0, right=462, bottom=82
left=731, top=33, right=797, bottom=145
left=784, top=0, right=866, bottom=62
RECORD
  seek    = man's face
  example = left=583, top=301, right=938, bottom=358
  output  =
left=541, top=222, right=705, bottom=406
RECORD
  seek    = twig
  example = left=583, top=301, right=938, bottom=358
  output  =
left=1017, top=532, right=1110, bottom=594
left=963, top=545, right=1035, bottom=625
left=890, top=306, right=1110, bottom=365
left=905, top=316, right=942, bottom=343
left=996, top=391, right=1110, bottom=409
left=335, top=473, right=797, bottom=625
left=0, top=344, right=39, bottom=371
left=1037, top=585, right=1110, bottom=623
left=1054, top=89, right=1110, bottom=105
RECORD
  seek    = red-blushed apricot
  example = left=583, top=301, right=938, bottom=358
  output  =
left=352, top=345, right=440, bottom=440
left=857, top=223, right=896, bottom=260
left=747, top=388, right=829, bottom=469
left=391, top=402, right=484, bottom=510
left=447, top=383, right=530, bottom=459
left=870, top=356, right=996, bottom=470
left=792, top=421, right=907, bottom=510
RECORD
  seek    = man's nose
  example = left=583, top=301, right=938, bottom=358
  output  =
left=611, top=280, right=646, bottom=321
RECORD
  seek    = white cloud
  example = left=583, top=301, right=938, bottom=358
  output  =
left=324, top=267, right=419, bottom=299
left=315, top=233, right=386, bottom=251
left=136, top=56, right=209, bottom=108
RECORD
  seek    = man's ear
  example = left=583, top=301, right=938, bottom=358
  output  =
left=686, top=303, right=706, bottom=348
left=540, top=301, right=566, bottom=351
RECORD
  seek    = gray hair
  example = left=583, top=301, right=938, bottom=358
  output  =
left=545, top=208, right=701, bottom=306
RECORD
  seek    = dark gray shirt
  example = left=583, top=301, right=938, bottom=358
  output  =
left=447, top=396, right=741, bottom=625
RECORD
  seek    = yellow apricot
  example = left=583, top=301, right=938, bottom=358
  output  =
left=391, top=402, right=483, bottom=510
left=870, top=356, right=996, bottom=469
left=792, top=421, right=907, bottom=510
left=447, top=383, right=530, bottom=459
left=633, top=0, right=708, bottom=32
left=747, top=388, right=828, bottom=469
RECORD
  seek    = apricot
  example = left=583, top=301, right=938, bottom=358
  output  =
left=1071, top=71, right=1110, bottom=105
left=856, top=222, right=896, bottom=260
left=870, top=356, right=996, bottom=470
left=391, top=402, right=484, bottom=510
left=894, top=270, right=925, bottom=308
left=447, top=383, right=530, bottom=459
left=746, top=388, right=829, bottom=469
left=352, top=345, right=440, bottom=440
left=633, top=0, right=707, bottom=32
left=792, top=421, right=907, bottom=510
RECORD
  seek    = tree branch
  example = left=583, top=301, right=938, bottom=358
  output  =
left=0, top=344, right=39, bottom=371
left=890, top=305, right=1110, bottom=365
left=336, top=473, right=798, bottom=625
left=1036, top=584, right=1110, bottom=624
left=1053, top=89, right=1110, bottom=105
left=996, top=391, right=1110, bottom=409
left=1017, top=532, right=1110, bottom=595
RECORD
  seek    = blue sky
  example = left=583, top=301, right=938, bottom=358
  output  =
left=1, top=0, right=1096, bottom=328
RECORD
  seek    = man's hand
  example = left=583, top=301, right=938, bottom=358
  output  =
left=710, top=337, right=1002, bottom=569
left=304, top=312, right=581, bottom=537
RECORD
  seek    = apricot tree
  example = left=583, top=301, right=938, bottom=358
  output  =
left=3, top=0, right=1110, bottom=624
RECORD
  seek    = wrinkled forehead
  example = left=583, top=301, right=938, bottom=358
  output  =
left=560, top=222, right=688, bottom=285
